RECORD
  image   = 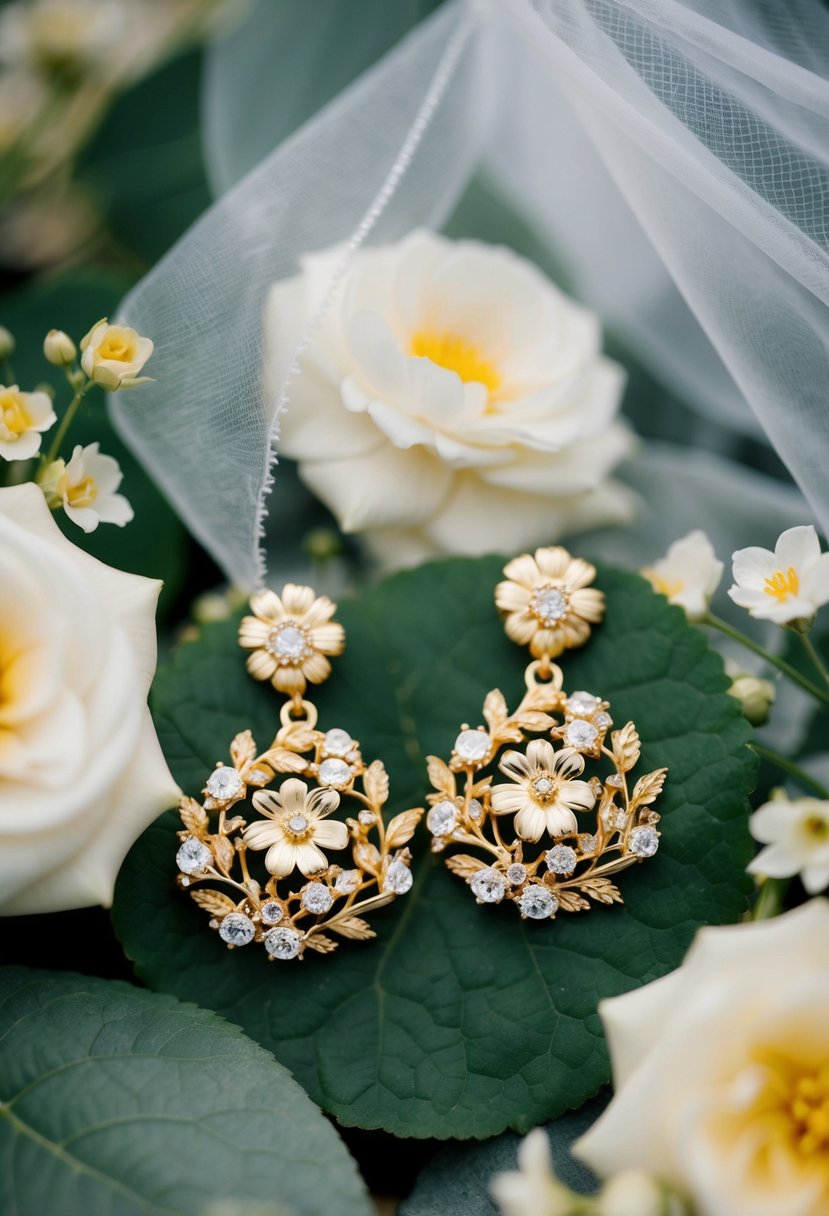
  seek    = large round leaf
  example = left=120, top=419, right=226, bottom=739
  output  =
left=113, top=558, right=755, bottom=1138
left=0, top=967, right=371, bottom=1216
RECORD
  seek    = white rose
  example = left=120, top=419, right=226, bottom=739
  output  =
left=267, top=231, right=635, bottom=564
left=0, top=483, right=179, bottom=914
left=574, top=901, right=829, bottom=1216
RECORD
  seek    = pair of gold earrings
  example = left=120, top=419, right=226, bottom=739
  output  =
left=174, top=547, right=667, bottom=961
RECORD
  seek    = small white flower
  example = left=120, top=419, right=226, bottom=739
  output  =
left=0, top=383, right=56, bottom=461
left=642, top=530, right=723, bottom=620
left=748, top=791, right=829, bottom=894
left=80, top=318, right=153, bottom=390
left=728, top=525, right=829, bottom=625
left=489, top=1128, right=576, bottom=1216
left=40, top=442, right=133, bottom=533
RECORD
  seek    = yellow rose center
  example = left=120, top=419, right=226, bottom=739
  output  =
left=66, top=475, right=97, bottom=508
left=410, top=331, right=500, bottom=393
left=0, top=393, right=31, bottom=438
left=763, top=566, right=799, bottom=602
left=788, top=1066, right=829, bottom=1158
left=97, top=331, right=137, bottom=363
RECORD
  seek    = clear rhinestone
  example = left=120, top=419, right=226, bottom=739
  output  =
left=545, top=844, right=577, bottom=875
left=176, top=836, right=212, bottom=875
left=566, top=691, right=600, bottom=716
left=206, top=767, right=243, bottom=800
left=506, top=863, right=527, bottom=885
left=268, top=624, right=307, bottom=661
left=606, top=773, right=624, bottom=788
left=302, top=881, right=333, bottom=914
left=454, top=730, right=491, bottom=763
left=358, top=809, right=377, bottom=826
left=468, top=799, right=483, bottom=821
left=323, top=728, right=353, bottom=757
left=630, top=826, right=660, bottom=857
left=595, top=712, right=612, bottom=729
left=533, top=776, right=553, bottom=796
left=517, top=886, right=558, bottom=919
left=318, top=758, right=351, bottom=787
left=288, top=814, right=308, bottom=834
left=334, top=869, right=360, bottom=894
left=566, top=720, right=598, bottom=749
left=427, top=800, right=458, bottom=836
left=602, top=805, right=628, bottom=830
left=535, top=587, right=568, bottom=623
left=470, top=867, right=507, bottom=904
left=579, top=833, right=597, bottom=856
left=384, top=859, right=413, bottom=894
left=219, top=912, right=255, bottom=946
left=260, top=901, right=284, bottom=924
left=264, top=926, right=302, bottom=960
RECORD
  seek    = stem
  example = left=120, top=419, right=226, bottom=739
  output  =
left=42, top=380, right=93, bottom=466
left=751, top=877, right=788, bottom=921
left=703, top=613, right=829, bottom=707
left=799, top=631, right=829, bottom=692
left=750, top=742, right=829, bottom=798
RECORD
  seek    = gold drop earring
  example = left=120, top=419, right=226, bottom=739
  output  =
left=174, top=583, right=423, bottom=960
left=424, top=547, right=667, bottom=920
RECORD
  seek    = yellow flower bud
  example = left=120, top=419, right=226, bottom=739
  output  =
left=80, top=318, right=153, bottom=390
left=728, top=674, right=776, bottom=726
left=43, top=328, right=76, bottom=366
left=0, top=325, right=15, bottom=360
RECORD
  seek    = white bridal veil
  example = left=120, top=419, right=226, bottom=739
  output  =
left=111, top=0, right=829, bottom=589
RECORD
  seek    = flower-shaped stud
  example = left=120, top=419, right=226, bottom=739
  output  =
left=496, top=547, right=605, bottom=659
left=239, top=583, right=345, bottom=698
left=490, top=741, right=596, bottom=841
left=243, top=779, right=349, bottom=878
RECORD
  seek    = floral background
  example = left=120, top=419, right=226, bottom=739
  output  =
left=1, top=2, right=828, bottom=1215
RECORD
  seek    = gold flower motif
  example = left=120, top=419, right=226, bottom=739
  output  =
left=239, top=583, right=345, bottom=697
left=490, top=739, right=596, bottom=842
left=495, top=547, right=604, bottom=659
left=243, top=777, right=348, bottom=878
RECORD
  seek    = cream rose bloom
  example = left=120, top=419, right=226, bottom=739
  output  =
left=0, top=483, right=179, bottom=914
left=574, top=901, right=829, bottom=1216
left=267, top=231, right=635, bottom=564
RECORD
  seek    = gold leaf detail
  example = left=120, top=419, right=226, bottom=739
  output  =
left=612, top=723, right=641, bottom=773
left=483, top=689, right=508, bottom=731
left=384, top=808, right=423, bottom=849
left=579, top=877, right=624, bottom=905
left=230, top=730, right=257, bottom=771
left=328, top=917, right=376, bottom=941
left=446, top=854, right=487, bottom=879
left=511, top=710, right=556, bottom=733
left=276, top=722, right=318, bottom=753
left=630, top=768, right=668, bottom=810
left=261, top=747, right=308, bottom=774
left=179, top=797, right=208, bottom=836
left=363, top=760, right=389, bottom=807
left=426, top=755, right=456, bottom=798
left=303, top=933, right=339, bottom=954
left=554, top=888, right=590, bottom=913
left=354, top=841, right=381, bottom=874
left=190, top=889, right=236, bottom=917
left=212, top=834, right=234, bottom=874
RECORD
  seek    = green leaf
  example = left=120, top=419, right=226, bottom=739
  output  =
left=0, top=967, right=371, bottom=1216
left=400, top=1099, right=605, bottom=1216
left=0, top=272, right=189, bottom=618
left=81, top=51, right=212, bottom=266
left=112, top=558, right=755, bottom=1139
